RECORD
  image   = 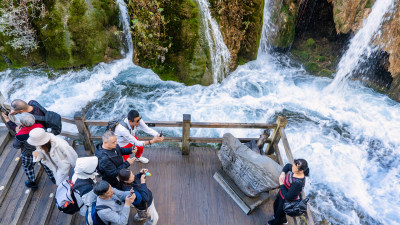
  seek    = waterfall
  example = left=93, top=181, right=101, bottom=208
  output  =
left=328, top=0, right=395, bottom=89
left=258, top=0, right=273, bottom=56
left=116, top=0, right=134, bottom=59
left=196, top=0, right=231, bottom=83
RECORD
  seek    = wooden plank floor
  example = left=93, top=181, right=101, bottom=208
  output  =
left=0, top=140, right=276, bottom=225
left=121, top=147, right=274, bottom=225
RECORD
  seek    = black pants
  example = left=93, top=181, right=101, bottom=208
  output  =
left=270, top=193, right=286, bottom=225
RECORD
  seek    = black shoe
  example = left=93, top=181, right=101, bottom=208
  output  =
left=267, top=219, right=274, bottom=225
left=25, top=181, right=38, bottom=190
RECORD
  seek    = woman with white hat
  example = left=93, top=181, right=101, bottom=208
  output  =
left=72, top=156, right=99, bottom=217
left=28, top=128, right=78, bottom=185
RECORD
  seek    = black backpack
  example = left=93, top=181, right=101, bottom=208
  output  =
left=105, top=117, right=129, bottom=132
left=29, top=101, right=62, bottom=135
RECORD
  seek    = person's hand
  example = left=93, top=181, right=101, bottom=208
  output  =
left=279, top=172, right=285, bottom=182
left=1, top=112, right=10, bottom=122
left=279, top=175, right=285, bottom=185
left=32, top=151, right=39, bottom=158
left=127, top=157, right=135, bottom=165
left=140, top=168, right=148, bottom=174
left=151, top=136, right=164, bottom=143
left=125, top=192, right=136, bottom=206
left=140, top=173, right=146, bottom=184
left=131, top=146, right=137, bottom=155
left=15, top=125, right=22, bottom=133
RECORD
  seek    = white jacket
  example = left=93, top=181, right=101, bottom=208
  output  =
left=114, top=118, right=159, bottom=147
left=33, top=133, right=78, bottom=185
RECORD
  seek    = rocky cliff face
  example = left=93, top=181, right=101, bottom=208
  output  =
left=271, top=0, right=400, bottom=101
left=209, top=0, right=264, bottom=68
left=0, top=0, right=124, bottom=71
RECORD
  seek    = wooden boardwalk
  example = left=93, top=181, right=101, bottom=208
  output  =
left=0, top=133, right=276, bottom=225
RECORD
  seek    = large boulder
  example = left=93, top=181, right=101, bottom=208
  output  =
left=218, top=133, right=282, bottom=197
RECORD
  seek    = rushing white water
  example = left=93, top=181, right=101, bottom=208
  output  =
left=196, top=0, right=231, bottom=83
left=117, top=0, right=134, bottom=58
left=1, top=1, right=400, bottom=225
left=258, top=0, right=273, bottom=55
left=328, top=0, right=395, bottom=89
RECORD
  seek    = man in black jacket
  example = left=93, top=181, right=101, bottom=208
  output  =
left=95, top=131, right=137, bottom=187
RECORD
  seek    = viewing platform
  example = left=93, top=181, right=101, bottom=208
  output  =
left=0, top=107, right=314, bottom=225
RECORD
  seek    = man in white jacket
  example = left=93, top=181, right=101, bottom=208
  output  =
left=114, top=110, right=164, bottom=163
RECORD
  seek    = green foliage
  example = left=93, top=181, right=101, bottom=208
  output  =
left=305, top=62, right=319, bottom=73
left=319, top=69, right=332, bottom=77
left=292, top=50, right=309, bottom=61
left=305, top=38, right=315, bottom=48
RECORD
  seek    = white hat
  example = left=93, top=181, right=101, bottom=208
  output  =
left=27, top=128, right=50, bottom=146
left=73, top=157, right=99, bottom=181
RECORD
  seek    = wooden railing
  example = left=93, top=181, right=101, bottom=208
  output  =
left=67, top=110, right=278, bottom=155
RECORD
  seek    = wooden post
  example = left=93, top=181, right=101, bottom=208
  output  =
left=74, top=110, right=95, bottom=154
left=0, top=92, right=14, bottom=136
left=265, top=116, right=287, bottom=155
left=182, top=114, right=191, bottom=155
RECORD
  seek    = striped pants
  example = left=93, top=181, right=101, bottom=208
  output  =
left=21, top=154, right=56, bottom=184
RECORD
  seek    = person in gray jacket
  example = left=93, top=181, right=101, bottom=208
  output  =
left=93, top=180, right=136, bottom=225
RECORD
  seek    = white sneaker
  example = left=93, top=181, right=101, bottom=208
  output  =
left=135, top=156, right=149, bottom=164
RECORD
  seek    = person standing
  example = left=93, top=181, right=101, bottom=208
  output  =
left=268, top=159, right=310, bottom=225
left=118, top=168, right=158, bottom=225
left=2, top=113, right=56, bottom=189
left=28, top=128, right=78, bottom=185
left=95, top=131, right=137, bottom=187
left=93, top=180, right=136, bottom=225
left=114, top=110, right=164, bottom=163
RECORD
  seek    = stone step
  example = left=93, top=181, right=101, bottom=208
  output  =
left=20, top=175, right=56, bottom=225
left=47, top=205, right=77, bottom=225
left=0, top=141, right=22, bottom=206
left=0, top=163, right=42, bottom=225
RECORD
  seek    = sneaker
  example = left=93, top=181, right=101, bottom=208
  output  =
left=283, top=219, right=288, bottom=225
left=135, top=156, right=149, bottom=164
left=25, top=181, right=38, bottom=190
left=133, top=213, right=147, bottom=222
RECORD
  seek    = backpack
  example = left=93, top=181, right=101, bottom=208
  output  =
left=55, top=180, right=84, bottom=214
left=29, top=101, right=62, bottom=135
left=105, top=116, right=129, bottom=132
left=86, top=202, right=110, bottom=225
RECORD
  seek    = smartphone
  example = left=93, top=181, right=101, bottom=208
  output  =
left=159, top=131, right=163, bottom=137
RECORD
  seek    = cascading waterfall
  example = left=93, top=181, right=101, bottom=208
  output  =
left=258, top=0, right=273, bottom=56
left=196, top=0, right=231, bottom=83
left=117, top=0, right=134, bottom=58
left=1, top=1, right=400, bottom=225
left=328, top=0, right=395, bottom=90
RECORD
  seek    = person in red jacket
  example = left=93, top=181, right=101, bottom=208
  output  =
left=2, top=112, right=56, bottom=189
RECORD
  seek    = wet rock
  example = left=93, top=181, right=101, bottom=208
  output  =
left=218, top=133, right=282, bottom=197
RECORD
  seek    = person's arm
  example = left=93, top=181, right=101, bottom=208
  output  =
left=112, top=188, right=131, bottom=200
left=59, top=138, right=78, bottom=167
left=280, top=181, right=303, bottom=201
left=117, top=145, right=136, bottom=156
left=97, top=206, right=130, bottom=225
left=115, top=124, right=145, bottom=146
left=99, top=157, right=130, bottom=178
left=32, top=150, right=44, bottom=162
left=138, top=120, right=159, bottom=136
left=13, top=137, right=23, bottom=149
left=282, top=163, right=293, bottom=173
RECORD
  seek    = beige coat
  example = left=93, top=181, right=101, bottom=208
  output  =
left=33, top=133, right=78, bottom=185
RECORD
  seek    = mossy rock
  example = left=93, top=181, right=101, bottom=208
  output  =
left=305, top=38, right=315, bottom=48
left=292, top=50, right=309, bottom=61
left=269, top=0, right=298, bottom=49
left=305, top=62, right=319, bottom=74
left=0, top=56, right=7, bottom=71
left=129, top=0, right=210, bottom=85
left=319, top=69, right=332, bottom=77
